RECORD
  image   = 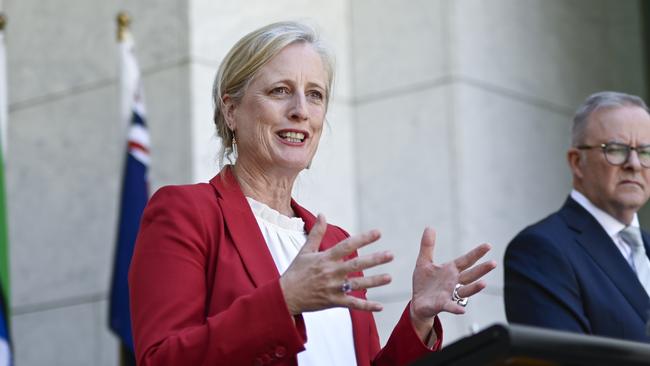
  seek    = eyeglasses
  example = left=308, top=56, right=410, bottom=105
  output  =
left=577, top=142, right=650, bottom=168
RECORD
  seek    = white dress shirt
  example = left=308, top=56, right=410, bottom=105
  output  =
left=247, top=197, right=357, bottom=366
left=570, top=189, right=640, bottom=269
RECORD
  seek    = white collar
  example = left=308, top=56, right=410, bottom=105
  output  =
left=245, top=196, right=305, bottom=232
left=570, top=189, right=639, bottom=237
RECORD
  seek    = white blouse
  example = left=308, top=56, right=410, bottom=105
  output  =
left=246, top=197, right=357, bottom=366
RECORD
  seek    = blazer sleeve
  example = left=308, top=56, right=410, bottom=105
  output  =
left=372, top=304, right=441, bottom=366
left=129, top=186, right=306, bottom=366
left=504, top=231, right=590, bottom=333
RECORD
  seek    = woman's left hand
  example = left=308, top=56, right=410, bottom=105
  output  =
left=409, top=227, right=496, bottom=340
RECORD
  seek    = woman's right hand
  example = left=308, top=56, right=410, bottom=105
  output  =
left=280, top=214, right=394, bottom=315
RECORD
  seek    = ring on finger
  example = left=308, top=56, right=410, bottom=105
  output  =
left=451, top=284, right=469, bottom=307
left=341, top=280, right=353, bottom=294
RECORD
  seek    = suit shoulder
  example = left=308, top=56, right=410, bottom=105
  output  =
left=151, top=182, right=215, bottom=201
left=506, top=210, right=571, bottom=256
left=504, top=210, right=579, bottom=283
left=515, top=210, right=568, bottom=240
left=144, top=182, right=222, bottom=225
left=150, top=182, right=218, bottom=209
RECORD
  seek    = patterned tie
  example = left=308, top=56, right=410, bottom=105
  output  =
left=619, top=226, right=650, bottom=297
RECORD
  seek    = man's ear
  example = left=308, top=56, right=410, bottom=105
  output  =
left=567, top=148, right=584, bottom=179
left=222, top=94, right=237, bottom=131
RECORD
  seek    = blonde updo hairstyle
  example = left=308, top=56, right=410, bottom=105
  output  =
left=212, top=21, right=335, bottom=165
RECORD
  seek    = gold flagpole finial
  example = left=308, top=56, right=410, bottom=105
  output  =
left=0, top=13, right=7, bottom=32
left=116, top=11, right=130, bottom=42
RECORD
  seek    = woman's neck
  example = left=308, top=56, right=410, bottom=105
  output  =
left=232, top=162, right=297, bottom=217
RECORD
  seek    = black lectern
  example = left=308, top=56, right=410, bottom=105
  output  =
left=411, top=323, right=650, bottom=366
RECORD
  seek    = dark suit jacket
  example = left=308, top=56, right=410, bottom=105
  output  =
left=504, top=197, right=650, bottom=342
left=129, top=167, right=440, bottom=366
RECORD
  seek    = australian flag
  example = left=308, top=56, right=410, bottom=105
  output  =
left=109, top=27, right=150, bottom=356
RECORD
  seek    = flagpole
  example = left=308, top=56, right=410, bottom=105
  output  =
left=0, top=13, right=7, bottom=157
left=116, top=12, right=129, bottom=42
left=114, top=12, right=133, bottom=366
left=111, top=11, right=144, bottom=366
left=0, top=11, right=8, bottom=299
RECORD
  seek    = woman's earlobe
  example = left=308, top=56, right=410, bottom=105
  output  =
left=222, top=96, right=237, bottom=129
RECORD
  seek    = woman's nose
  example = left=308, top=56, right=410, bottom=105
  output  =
left=289, top=94, right=308, bottom=121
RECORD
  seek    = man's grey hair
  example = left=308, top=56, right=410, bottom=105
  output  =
left=571, top=91, right=650, bottom=146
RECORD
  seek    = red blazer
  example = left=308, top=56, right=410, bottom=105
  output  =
left=129, top=168, right=441, bottom=365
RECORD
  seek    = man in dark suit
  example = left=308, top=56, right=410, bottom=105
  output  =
left=504, top=91, right=650, bottom=342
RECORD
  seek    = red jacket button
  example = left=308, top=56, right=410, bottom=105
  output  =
left=253, top=358, right=263, bottom=366
left=275, top=345, right=287, bottom=358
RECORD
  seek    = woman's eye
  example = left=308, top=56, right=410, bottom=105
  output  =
left=271, top=87, right=290, bottom=95
left=307, top=90, right=324, bottom=101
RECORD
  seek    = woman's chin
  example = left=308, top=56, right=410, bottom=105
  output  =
left=268, top=152, right=314, bottom=171
left=237, top=154, right=311, bottom=174
left=261, top=157, right=310, bottom=173
left=285, top=160, right=311, bottom=172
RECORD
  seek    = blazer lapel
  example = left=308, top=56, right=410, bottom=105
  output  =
left=210, top=168, right=280, bottom=288
left=560, top=197, right=650, bottom=321
left=291, top=201, right=360, bottom=269
left=291, top=201, right=337, bottom=252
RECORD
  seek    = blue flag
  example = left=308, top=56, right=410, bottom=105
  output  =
left=109, top=28, right=150, bottom=352
left=0, top=283, right=10, bottom=366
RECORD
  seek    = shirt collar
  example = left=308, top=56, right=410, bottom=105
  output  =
left=570, top=189, right=639, bottom=237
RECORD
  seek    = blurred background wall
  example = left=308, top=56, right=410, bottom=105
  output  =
left=2, top=0, right=647, bottom=364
